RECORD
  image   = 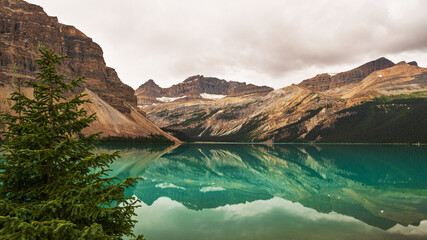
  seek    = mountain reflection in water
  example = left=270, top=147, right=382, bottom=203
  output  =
left=104, top=143, right=427, bottom=240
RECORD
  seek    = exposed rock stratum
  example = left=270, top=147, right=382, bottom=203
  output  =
left=0, top=0, right=178, bottom=141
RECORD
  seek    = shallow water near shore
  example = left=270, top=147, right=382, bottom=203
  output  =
left=104, top=143, right=427, bottom=240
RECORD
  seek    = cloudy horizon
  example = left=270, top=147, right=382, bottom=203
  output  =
left=26, top=0, right=427, bottom=89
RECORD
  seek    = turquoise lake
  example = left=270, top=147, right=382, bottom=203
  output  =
left=103, top=143, right=427, bottom=240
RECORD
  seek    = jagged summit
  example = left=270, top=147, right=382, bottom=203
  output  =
left=183, top=75, right=203, bottom=82
left=396, top=61, right=419, bottom=67
left=408, top=61, right=418, bottom=66
left=139, top=79, right=160, bottom=89
left=135, top=75, right=273, bottom=105
left=299, top=57, right=395, bottom=92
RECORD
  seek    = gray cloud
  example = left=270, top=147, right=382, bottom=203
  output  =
left=27, top=0, right=427, bottom=89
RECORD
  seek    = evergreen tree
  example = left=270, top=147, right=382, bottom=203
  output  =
left=0, top=46, right=144, bottom=239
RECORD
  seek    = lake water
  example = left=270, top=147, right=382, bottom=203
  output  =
left=104, top=143, right=427, bottom=240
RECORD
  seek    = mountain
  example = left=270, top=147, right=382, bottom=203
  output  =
left=305, top=62, right=427, bottom=143
left=0, top=0, right=178, bottom=141
left=135, top=75, right=273, bottom=105
left=343, top=61, right=427, bottom=103
left=298, top=57, right=395, bottom=92
left=142, top=60, right=427, bottom=143
left=0, top=0, right=134, bottom=113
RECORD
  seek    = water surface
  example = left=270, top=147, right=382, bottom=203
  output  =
left=104, top=143, right=427, bottom=240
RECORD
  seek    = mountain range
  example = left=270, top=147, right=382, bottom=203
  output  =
left=0, top=0, right=177, bottom=142
left=141, top=58, right=427, bottom=143
left=1, top=0, right=426, bottom=143
left=135, top=75, right=273, bottom=105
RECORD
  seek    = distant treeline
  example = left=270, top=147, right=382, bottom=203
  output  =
left=306, top=96, right=427, bottom=143
left=98, top=134, right=175, bottom=145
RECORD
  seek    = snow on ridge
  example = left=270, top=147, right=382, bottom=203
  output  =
left=200, top=93, right=226, bottom=99
left=156, top=96, right=187, bottom=102
left=156, top=93, right=226, bottom=102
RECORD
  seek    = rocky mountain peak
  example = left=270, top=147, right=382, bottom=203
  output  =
left=2, top=0, right=43, bottom=13
left=183, top=75, right=202, bottom=82
left=0, top=0, right=136, bottom=114
left=395, top=61, right=419, bottom=67
left=408, top=61, right=418, bottom=66
left=299, top=57, right=395, bottom=92
left=135, top=75, right=273, bottom=105
left=139, top=79, right=160, bottom=89
left=135, top=79, right=163, bottom=104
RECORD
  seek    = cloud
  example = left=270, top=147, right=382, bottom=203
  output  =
left=200, top=186, right=226, bottom=193
left=133, top=197, right=423, bottom=240
left=27, top=0, right=427, bottom=89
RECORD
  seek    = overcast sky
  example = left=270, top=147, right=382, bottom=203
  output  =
left=26, top=0, right=427, bottom=89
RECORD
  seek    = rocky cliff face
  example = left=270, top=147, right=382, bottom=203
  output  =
left=135, top=75, right=273, bottom=105
left=135, top=79, right=163, bottom=104
left=80, top=89, right=177, bottom=141
left=0, top=0, right=178, bottom=141
left=299, top=57, right=395, bottom=92
left=0, top=0, right=135, bottom=114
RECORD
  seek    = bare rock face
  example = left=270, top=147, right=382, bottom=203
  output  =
left=0, top=0, right=136, bottom=114
left=135, top=75, right=273, bottom=105
left=0, top=0, right=179, bottom=141
left=80, top=89, right=177, bottom=142
left=299, top=57, right=395, bottom=92
left=135, top=79, right=163, bottom=104
left=298, top=73, right=332, bottom=92
left=408, top=61, right=418, bottom=66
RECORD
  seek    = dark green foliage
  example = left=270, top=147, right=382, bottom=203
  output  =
left=0, top=46, right=144, bottom=239
left=174, top=111, right=208, bottom=127
left=270, top=107, right=324, bottom=142
left=165, top=112, right=184, bottom=120
left=161, top=127, right=199, bottom=142
left=164, top=113, right=268, bottom=142
left=204, top=108, right=220, bottom=119
left=306, top=96, right=427, bottom=143
left=373, top=91, right=427, bottom=101
left=285, top=95, right=311, bottom=114
left=99, top=134, right=174, bottom=145
left=373, top=95, right=392, bottom=104
left=216, top=106, right=246, bottom=120
left=98, top=143, right=172, bottom=153
left=155, top=109, right=168, bottom=117
left=216, top=111, right=238, bottom=120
